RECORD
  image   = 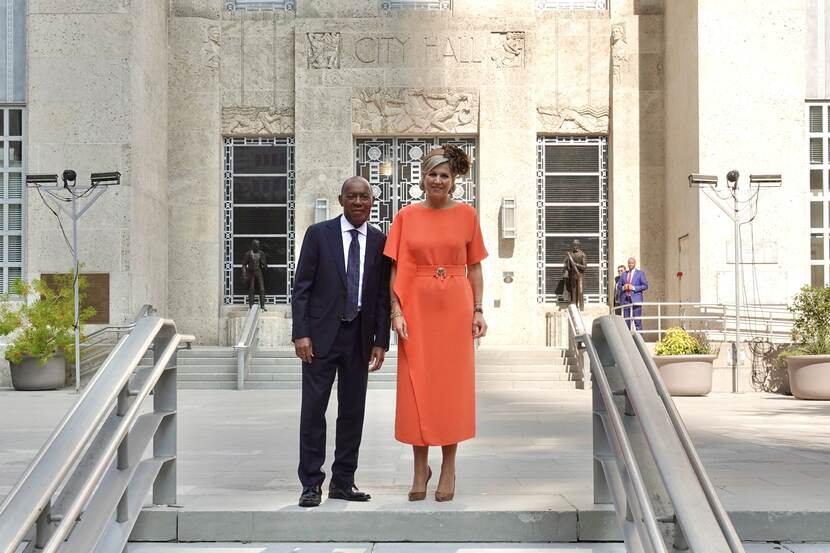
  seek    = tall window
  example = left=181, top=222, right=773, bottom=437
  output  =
left=223, top=137, right=295, bottom=305
left=225, top=0, right=294, bottom=11
left=355, top=137, right=476, bottom=234
left=810, top=103, right=830, bottom=287
left=537, top=136, right=608, bottom=304
left=382, top=0, right=451, bottom=12
left=0, top=107, right=23, bottom=293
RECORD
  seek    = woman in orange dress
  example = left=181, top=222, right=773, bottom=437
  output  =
left=383, top=145, right=488, bottom=502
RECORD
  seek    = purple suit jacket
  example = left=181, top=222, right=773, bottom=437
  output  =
left=616, top=268, right=648, bottom=304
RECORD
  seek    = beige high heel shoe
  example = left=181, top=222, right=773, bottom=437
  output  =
left=408, top=466, right=432, bottom=501
left=434, top=475, right=455, bottom=502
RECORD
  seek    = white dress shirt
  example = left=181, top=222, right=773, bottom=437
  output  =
left=340, top=215, right=368, bottom=308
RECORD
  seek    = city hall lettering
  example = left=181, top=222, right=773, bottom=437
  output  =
left=352, top=34, right=518, bottom=66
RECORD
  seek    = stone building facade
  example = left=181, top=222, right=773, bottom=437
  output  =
left=6, top=0, right=821, bottom=348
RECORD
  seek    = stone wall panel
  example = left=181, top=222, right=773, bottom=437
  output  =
left=29, top=14, right=130, bottom=58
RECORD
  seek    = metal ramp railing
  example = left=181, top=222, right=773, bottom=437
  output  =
left=568, top=305, right=744, bottom=553
left=234, top=304, right=261, bottom=390
left=79, top=305, right=157, bottom=382
left=0, top=317, right=194, bottom=553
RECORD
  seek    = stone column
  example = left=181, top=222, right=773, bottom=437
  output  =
left=665, top=0, right=809, bottom=306
left=609, top=1, right=666, bottom=311
left=167, top=0, right=223, bottom=344
left=696, top=0, right=808, bottom=305
left=27, top=0, right=169, bottom=326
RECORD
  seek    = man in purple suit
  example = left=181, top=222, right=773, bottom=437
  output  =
left=616, top=257, right=648, bottom=331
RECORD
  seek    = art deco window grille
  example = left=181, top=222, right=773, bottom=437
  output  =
left=225, top=0, right=294, bottom=11
left=809, top=103, right=830, bottom=287
left=537, top=136, right=608, bottom=304
left=0, top=107, right=24, bottom=293
left=223, top=137, right=295, bottom=305
left=537, top=0, right=607, bottom=9
left=355, top=137, right=476, bottom=235
left=382, top=0, right=452, bottom=12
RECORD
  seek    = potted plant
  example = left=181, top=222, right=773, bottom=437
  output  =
left=781, top=285, right=830, bottom=400
left=0, top=274, right=95, bottom=391
left=653, top=327, right=717, bottom=396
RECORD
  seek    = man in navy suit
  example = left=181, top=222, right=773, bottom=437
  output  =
left=292, top=176, right=391, bottom=508
left=616, top=257, right=649, bottom=331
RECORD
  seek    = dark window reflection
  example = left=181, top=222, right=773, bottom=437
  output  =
left=233, top=145, right=288, bottom=174
left=234, top=176, right=288, bottom=204
left=233, top=207, right=287, bottom=235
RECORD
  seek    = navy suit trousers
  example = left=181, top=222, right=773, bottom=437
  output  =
left=298, top=314, right=368, bottom=488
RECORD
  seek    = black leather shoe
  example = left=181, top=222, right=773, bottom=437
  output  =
left=328, top=482, right=371, bottom=501
left=299, top=485, right=322, bottom=507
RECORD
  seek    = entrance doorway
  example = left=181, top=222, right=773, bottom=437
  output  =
left=355, top=137, right=477, bottom=233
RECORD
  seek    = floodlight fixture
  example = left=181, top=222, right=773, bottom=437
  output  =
left=90, top=171, right=121, bottom=187
left=688, top=174, right=719, bottom=188
left=26, top=174, right=59, bottom=186
left=749, top=174, right=782, bottom=187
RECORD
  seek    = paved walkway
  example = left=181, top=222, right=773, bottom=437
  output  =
left=1, top=389, right=829, bottom=541
left=128, top=542, right=828, bottom=552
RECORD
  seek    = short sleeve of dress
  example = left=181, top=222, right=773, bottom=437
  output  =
left=384, top=210, right=403, bottom=261
left=466, top=209, right=488, bottom=265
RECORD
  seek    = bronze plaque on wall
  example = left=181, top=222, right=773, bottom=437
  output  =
left=41, top=273, right=110, bottom=325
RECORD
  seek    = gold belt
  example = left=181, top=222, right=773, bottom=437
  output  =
left=415, top=264, right=466, bottom=280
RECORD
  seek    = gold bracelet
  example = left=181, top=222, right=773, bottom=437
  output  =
left=390, top=311, right=403, bottom=320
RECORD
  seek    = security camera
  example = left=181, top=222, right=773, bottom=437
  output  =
left=62, top=169, right=77, bottom=187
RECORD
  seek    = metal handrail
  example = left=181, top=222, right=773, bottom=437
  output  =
left=632, top=332, right=744, bottom=553
left=612, top=301, right=793, bottom=343
left=567, top=306, right=667, bottom=553
left=571, top=303, right=744, bottom=552
left=0, top=316, right=194, bottom=553
left=234, top=305, right=261, bottom=390
left=81, top=304, right=157, bottom=346
left=78, top=305, right=158, bottom=382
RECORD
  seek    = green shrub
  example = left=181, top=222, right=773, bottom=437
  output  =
left=784, top=285, right=830, bottom=356
left=654, top=327, right=711, bottom=356
left=0, top=273, right=96, bottom=365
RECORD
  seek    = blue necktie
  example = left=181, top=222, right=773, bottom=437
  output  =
left=344, top=229, right=360, bottom=321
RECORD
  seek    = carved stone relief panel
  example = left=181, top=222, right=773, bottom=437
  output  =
left=537, top=104, right=609, bottom=134
left=222, top=106, right=295, bottom=135
left=307, top=32, right=341, bottom=69
left=611, top=23, right=629, bottom=84
left=352, top=88, right=478, bottom=135
left=204, top=25, right=221, bottom=72
left=491, top=32, right=525, bottom=68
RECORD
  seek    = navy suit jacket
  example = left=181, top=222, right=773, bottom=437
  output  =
left=291, top=216, right=391, bottom=362
left=616, top=268, right=649, bottom=304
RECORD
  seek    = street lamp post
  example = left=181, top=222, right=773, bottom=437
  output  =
left=689, top=171, right=781, bottom=392
left=26, top=170, right=121, bottom=392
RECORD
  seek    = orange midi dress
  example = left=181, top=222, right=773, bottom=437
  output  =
left=383, top=202, right=488, bottom=446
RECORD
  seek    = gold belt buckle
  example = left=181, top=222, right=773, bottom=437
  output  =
left=435, top=266, right=446, bottom=280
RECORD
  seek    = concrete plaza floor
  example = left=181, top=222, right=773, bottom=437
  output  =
left=128, top=542, right=830, bottom=552
left=1, top=388, right=829, bottom=542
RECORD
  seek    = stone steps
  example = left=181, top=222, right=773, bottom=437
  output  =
left=175, top=346, right=581, bottom=390
left=131, top=502, right=830, bottom=544
left=175, top=362, right=577, bottom=374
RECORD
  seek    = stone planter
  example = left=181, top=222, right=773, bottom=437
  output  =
left=652, top=355, right=716, bottom=396
left=786, top=355, right=830, bottom=400
left=9, top=354, right=66, bottom=391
